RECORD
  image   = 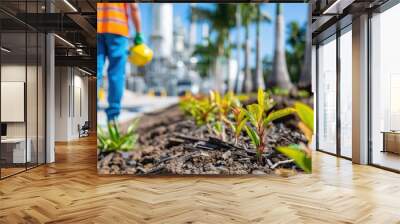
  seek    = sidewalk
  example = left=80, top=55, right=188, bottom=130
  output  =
left=98, top=90, right=178, bottom=126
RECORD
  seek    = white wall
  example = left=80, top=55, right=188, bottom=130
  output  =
left=1, top=63, right=46, bottom=164
left=55, top=67, right=89, bottom=141
left=1, top=65, right=28, bottom=138
left=55, top=66, right=69, bottom=141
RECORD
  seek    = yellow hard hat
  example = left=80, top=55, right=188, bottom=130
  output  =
left=129, top=44, right=153, bottom=66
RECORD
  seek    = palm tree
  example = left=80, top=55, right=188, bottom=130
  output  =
left=234, top=4, right=241, bottom=93
left=266, top=4, right=293, bottom=90
left=240, top=4, right=257, bottom=93
left=192, top=4, right=237, bottom=92
left=298, top=5, right=312, bottom=90
left=192, top=39, right=219, bottom=78
left=286, top=21, right=306, bottom=83
left=253, top=4, right=271, bottom=92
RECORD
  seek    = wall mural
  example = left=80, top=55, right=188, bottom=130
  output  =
left=96, top=2, right=312, bottom=176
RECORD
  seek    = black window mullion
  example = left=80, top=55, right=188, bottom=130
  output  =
left=336, top=25, right=341, bottom=157
left=36, top=0, right=39, bottom=168
left=315, top=44, right=319, bottom=151
left=25, top=0, right=28, bottom=171
left=367, top=11, right=373, bottom=165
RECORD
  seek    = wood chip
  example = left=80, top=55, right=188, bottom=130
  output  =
left=271, top=159, right=294, bottom=169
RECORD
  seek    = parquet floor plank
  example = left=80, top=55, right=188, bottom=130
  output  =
left=0, top=135, right=400, bottom=223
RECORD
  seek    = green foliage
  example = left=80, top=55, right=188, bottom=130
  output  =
left=97, top=120, right=139, bottom=153
left=276, top=144, right=311, bottom=173
left=191, top=4, right=236, bottom=57
left=297, top=90, right=310, bottom=98
left=294, top=102, right=314, bottom=133
left=286, top=21, right=306, bottom=83
left=179, top=89, right=307, bottom=169
left=276, top=102, right=314, bottom=173
left=210, top=90, right=240, bottom=118
left=179, top=96, right=217, bottom=127
left=244, top=88, right=295, bottom=161
left=245, top=126, right=261, bottom=158
left=271, top=87, right=289, bottom=96
left=209, top=90, right=241, bottom=140
left=193, top=39, right=233, bottom=78
left=264, top=107, right=296, bottom=126
left=212, top=121, right=224, bottom=139
left=230, top=107, right=248, bottom=144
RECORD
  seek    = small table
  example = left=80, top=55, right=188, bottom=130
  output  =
left=1, top=138, right=31, bottom=164
left=381, top=131, right=400, bottom=154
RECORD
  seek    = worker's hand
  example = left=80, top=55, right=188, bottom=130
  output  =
left=134, top=33, right=144, bottom=45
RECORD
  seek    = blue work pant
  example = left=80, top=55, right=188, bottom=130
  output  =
left=97, top=33, right=129, bottom=121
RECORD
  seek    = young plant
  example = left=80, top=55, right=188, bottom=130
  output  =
left=179, top=95, right=218, bottom=137
left=244, top=88, right=295, bottom=162
left=209, top=90, right=239, bottom=140
left=97, top=119, right=139, bottom=153
left=276, top=102, right=313, bottom=173
left=211, top=121, right=224, bottom=139
left=230, top=106, right=248, bottom=145
left=194, top=98, right=217, bottom=128
left=179, top=95, right=197, bottom=116
left=210, top=91, right=239, bottom=118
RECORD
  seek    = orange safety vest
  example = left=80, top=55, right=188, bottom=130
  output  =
left=97, top=3, right=129, bottom=37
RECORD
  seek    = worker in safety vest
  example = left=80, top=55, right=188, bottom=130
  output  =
left=97, top=3, right=143, bottom=121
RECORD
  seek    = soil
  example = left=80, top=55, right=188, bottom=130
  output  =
left=98, top=96, right=311, bottom=175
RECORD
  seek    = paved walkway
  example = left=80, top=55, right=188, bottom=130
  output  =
left=98, top=90, right=178, bottom=126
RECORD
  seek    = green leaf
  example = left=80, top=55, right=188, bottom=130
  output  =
left=107, top=121, right=119, bottom=142
left=294, top=102, right=314, bottom=132
left=245, top=126, right=260, bottom=146
left=98, top=120, right=139, bottom=153
left=257, top=88, right=264, bottom=108
left=264, top=108, right=296, bottom=126
left=238, top=109, right=246, bottom=122
left=276, top=145, right=312, bottom=173
left=127, top=118, right=139, bottom=135
left=236, top=118, right=248, bottom=136
left=213, top=121, right=223, bottom=134
left=246, top=104, right=263, bottom=127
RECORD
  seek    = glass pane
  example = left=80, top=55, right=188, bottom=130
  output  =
left=317, top=35, right=337, bottom=154
left=371, top=4, right=400, bottom=171
left=1, top=31, right=27, bottom=177
left=339, top=27, right=352, bottom=158
left=26, top=0, right=40, bottom=169
left=27, top=31, right=38, bottom=169
left=38, top=32, right=45, bottom=165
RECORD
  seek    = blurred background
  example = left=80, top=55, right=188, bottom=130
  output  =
left=98, top=3, right=309, bottom=125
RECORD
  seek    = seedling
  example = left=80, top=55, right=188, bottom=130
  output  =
left=209, top=90, right=240, bottom=140
left=210, top=90, right=240, bottom=118
left=211, top=121, right=224, bottom=139
left=97, top=119, right=139, bottom=153
left=230, top=106, right=248, bottom=145
left=179, top=95, right=217, bottom=135
left=276, top=102, right=313, bottom=173
left=244, top=88, right=296, bottom=162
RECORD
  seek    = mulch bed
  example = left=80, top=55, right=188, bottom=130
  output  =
left=98, top=96, right=312, bottom=175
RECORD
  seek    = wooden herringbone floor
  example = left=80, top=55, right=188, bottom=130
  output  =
left=1, top=135, right=400, bottom=224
